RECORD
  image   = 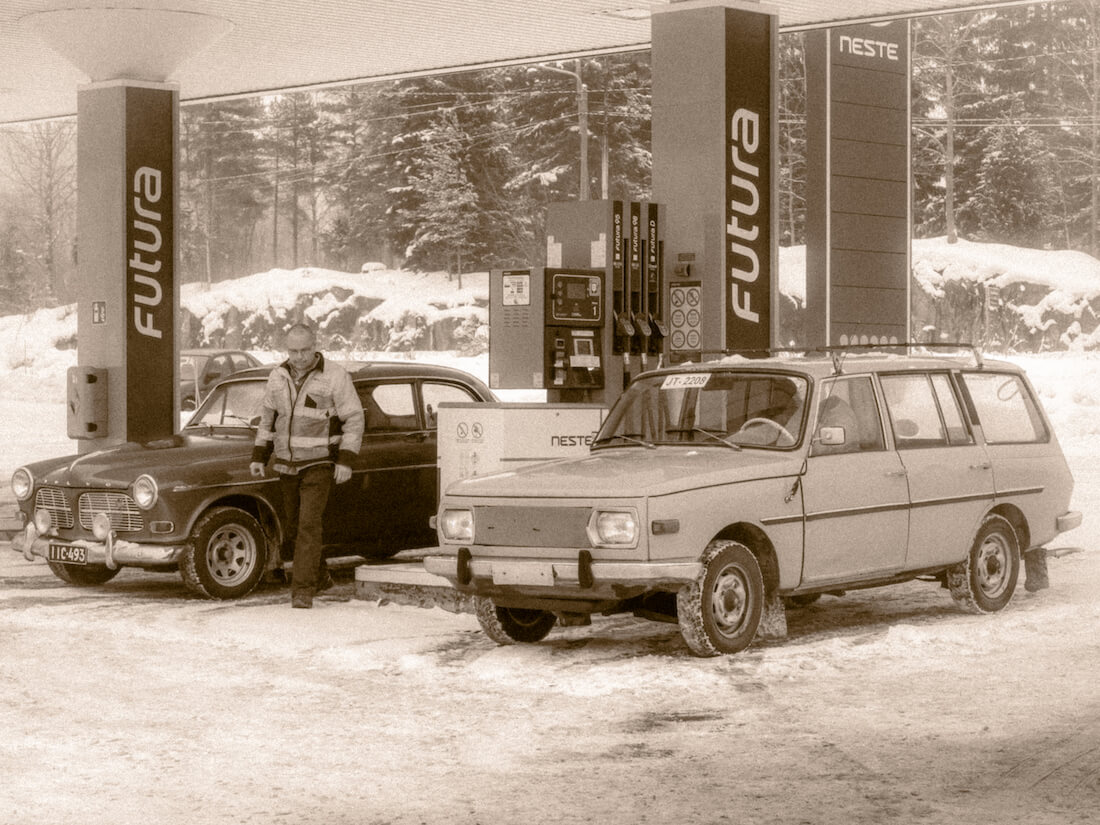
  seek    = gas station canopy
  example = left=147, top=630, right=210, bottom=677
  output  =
left=1, top=0, right=1034, bottom=125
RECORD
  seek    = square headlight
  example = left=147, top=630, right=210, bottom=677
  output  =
left=439, top=508, right=473, bottom=542
left=587, top=509, right=639, bottom=547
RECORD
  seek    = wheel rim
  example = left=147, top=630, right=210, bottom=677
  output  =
left=976, top=531, right=1012, bottom=600
left=205, top=524, right=258, bottom=587
left=709, top=565, right=752, bottom=639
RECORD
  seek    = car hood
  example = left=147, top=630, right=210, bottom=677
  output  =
left=23, top=432, right=254, bottom=489
left=444, top=446, right=804, bottom=500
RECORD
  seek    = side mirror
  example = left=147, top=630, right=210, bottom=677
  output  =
left=817, top=426, right=847, bottom=446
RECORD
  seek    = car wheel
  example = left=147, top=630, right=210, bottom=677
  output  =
left=180, top=507, right=267, bottom=599
left=677, top=540, right=764, bottom=657
left=947, top=513, right=1020, bottom=614
left=47, top=560, right=121, bottom=586
left=474, top=596, right=556, bottom=644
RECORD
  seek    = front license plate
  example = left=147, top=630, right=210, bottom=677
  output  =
left=492, top=563, right=554, bottom=587
left=48, top=543, right=87, bottom=565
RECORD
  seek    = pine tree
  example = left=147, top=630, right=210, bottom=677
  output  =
left=180, top=98, right=270, bottom=284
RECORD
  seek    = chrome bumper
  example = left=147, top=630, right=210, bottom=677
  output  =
left=14, top=523, right=186, bottom=569
left=423, top=553, right=701, bottom=588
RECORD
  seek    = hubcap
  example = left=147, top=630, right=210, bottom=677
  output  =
left=709, top=566, right=750, bottom=638
left=976, top=532, right=1011, bottom=599
left=206, top=524, right=257, bottom=586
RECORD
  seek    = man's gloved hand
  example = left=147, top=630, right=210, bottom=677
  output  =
left=249, top=461, right=266, bottom=478
left=334, top=464, right=352, bottom=484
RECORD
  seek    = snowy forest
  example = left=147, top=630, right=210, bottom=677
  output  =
left=1, top=1, right=1099, bottom=321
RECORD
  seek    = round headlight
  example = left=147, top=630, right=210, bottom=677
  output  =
left=439, top=508, right=473, bottom=542
left=12, top=467, right=33, bottom=501
left=92, top=512, right=112, bottom=540
left=34, top=508, right=52, bottom=534
left=132, top=474, right=158, bottom=510
left=587, top=510, right=639, bottom=547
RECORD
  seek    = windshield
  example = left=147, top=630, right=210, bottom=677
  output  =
left=594, top=370, right=809, bottom=449
left=184, top=379, right=266, bottom=429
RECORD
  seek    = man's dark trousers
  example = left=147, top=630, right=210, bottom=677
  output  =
left=280, top=464, right=333, bottom=596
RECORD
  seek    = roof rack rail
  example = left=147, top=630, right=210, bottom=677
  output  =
left=702, top=342, right=984, bottom=373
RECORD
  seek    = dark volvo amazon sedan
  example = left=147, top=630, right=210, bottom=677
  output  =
left=12, top=361, right=496, bottom=599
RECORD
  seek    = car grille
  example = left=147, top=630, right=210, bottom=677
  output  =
left=473, top=506, right=591, bottom=548
left=34, top=487, right=74, bottom=529
left=79, top=492, right=144, bottom=533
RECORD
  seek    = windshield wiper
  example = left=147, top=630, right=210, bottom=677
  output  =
left=594, top=433, right=657, bottom=450
left=222, top=414, right=257, bottom=428
left=691, top=427, right=742, bottom=450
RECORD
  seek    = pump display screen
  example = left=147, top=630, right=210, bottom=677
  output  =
left=549, top=272, right=602, bottom=324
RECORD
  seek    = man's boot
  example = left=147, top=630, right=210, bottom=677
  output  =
left=291, top=589, right=313, bottom=609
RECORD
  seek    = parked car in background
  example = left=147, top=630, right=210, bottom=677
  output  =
left=428, top=348, right=1081, bottom=656
left=179, top=348, right=263, bottom=410
left=12, top=361, right=496, bottom=599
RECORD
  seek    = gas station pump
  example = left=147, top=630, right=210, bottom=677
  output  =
left=628, top=202, right=652, bottom=377
left=645, top=202, right=667, bottom=363
left=488, top=198, right=664, bottom=408
left=545, top=268, right=605, bottom=395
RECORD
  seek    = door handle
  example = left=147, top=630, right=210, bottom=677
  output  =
left=969, top=462, right=992, bottom=471
left=885, top=469, right=907, bottom=477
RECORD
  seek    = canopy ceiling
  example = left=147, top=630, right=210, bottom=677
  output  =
left=1, top=0, right=1039, bottom=125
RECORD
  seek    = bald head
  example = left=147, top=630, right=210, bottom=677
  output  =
left=285, top=324, right=318, bottom=374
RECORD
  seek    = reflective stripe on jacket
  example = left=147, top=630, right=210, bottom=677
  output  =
left=251, top=355, right=364, bottom=475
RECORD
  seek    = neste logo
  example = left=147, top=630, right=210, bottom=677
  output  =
left=839, top=35, right=899, bottom=61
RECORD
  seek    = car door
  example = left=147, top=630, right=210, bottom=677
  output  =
left=880, top=371, right=995, bottom=569
left=959, top=369, right=1071, bottom=549
left=800, top=375, right=910, bottom=584
left=324, top=379, right=425, bottom=553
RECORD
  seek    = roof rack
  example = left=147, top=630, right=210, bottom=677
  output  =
left=701, top=342, right=984, bottom=374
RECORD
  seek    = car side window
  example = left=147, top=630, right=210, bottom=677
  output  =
left=881, top=373, right=959, bottom=449
left=207, top=355, right=230, bottom=381
left=960, top=371, right=1050, bottom=444
left=420, top=382, right=479, bottom=429
left=358, top=382, right=418, bottom=432
left=930, top=373, right=973, bottom=445
left=810, top=376, right=884, bottom=457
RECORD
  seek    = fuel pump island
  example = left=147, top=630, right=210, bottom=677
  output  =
left=489, top=199, right=677, bottom=408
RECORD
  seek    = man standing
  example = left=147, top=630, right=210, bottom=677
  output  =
left=249, top=324, right=364, bottom=608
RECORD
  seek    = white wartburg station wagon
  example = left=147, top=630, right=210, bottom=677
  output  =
left=426, top=349, right=1081, bottom=656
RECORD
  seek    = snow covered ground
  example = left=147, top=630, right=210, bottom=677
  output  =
left=1, top=247, right=1098, bottom=824
left=1, top=347, right=1097, bottom=824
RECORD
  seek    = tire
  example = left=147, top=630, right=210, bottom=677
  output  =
left=180, top=507, right=267, bottom=600
left=47, top=561, right=121, bottom=587
left=475, top=596, right=557, bottom=645
left=677, top=540, right=764, bottom=657
left=947, top=514, right=1020, bottom=614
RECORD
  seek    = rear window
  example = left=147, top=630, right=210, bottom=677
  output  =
left=960, top=372, right=1049, bottom=444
